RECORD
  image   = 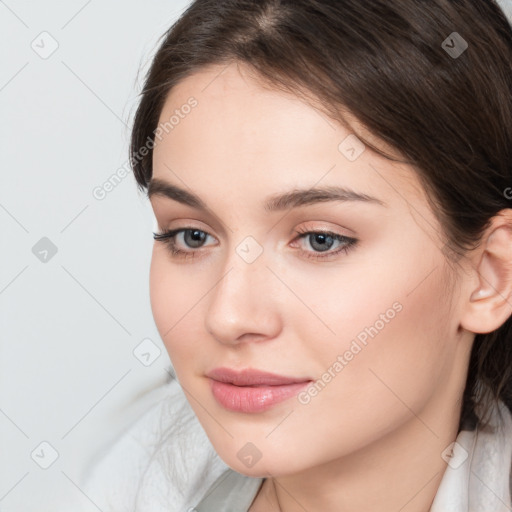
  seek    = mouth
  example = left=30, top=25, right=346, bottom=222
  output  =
left=206, top=367, right=313, bottom=413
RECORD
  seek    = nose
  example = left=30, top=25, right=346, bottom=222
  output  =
left=204, top=245, right=282, bottom=346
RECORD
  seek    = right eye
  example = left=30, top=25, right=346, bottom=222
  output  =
left=153, top=227, right=216, bottom=259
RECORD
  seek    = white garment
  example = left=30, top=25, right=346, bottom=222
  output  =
left=73, top=378, right=512, bottom=512
left=430, top=396, right=512, bottom=511
left=74, top=379, right=229, bottom=512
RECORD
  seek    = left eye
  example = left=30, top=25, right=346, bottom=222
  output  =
left=153, top=227, right=358, bottom=261
left=291, top=229, right=358, bottom=260
left=297, top=231, right=344, bottom=252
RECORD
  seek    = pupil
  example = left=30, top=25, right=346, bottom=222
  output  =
left=186, top=229, right=206, bottom=247
left=311, top=233, right=333, bottom=252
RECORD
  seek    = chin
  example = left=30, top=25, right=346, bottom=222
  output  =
left=222, top=455, right=290, bottom=478
left=208, top=438, right=308, bottom=478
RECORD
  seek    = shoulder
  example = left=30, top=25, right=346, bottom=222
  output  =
left=76, top=378, right=229, bottom=512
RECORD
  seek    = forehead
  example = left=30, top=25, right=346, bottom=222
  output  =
left=156, top=63, right=339, bottom=159
left=152, top=63, right=427, bottom=213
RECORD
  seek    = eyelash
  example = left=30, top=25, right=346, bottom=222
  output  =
left=152, top=226, right=358, bottom=262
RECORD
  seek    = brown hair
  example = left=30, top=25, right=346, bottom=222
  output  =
left=129, top=0, right=512, bottom=431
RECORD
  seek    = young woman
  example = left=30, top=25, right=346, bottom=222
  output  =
left=79, top=1, right=512, bottom=510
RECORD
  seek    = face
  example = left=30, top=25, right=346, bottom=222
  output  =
left=149, top=62, right=468, bottom=478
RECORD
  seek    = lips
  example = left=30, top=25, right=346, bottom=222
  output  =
left=206, top=367, right=312, bottom=413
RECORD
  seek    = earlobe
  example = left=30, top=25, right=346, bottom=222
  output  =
left=460, top=211, right=512, bottom=335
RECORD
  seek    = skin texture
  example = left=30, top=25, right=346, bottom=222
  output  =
left=148, top=62, right=512, bottom=511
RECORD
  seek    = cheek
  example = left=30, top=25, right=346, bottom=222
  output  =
left=149, top=248, right=169, bottom=341
left=149, top=247, right=208, bottom=366
left=298, top=264, right=451, bottom=433
left=149, top=248, right=185, bottom=353
left=289, top=240, right=451, bottom=406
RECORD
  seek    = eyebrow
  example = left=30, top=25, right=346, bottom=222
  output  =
left=147, top=177, right=387, bottom=211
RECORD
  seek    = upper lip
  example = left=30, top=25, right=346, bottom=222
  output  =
left=206, top=367, right=312, bottom=386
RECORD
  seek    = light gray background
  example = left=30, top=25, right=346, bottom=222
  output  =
left=1, top=1, right=511, bottom=511
left=0, top=2, right=192, bottom=511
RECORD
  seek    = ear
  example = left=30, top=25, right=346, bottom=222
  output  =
left=460, top=209, right=512, bottom=334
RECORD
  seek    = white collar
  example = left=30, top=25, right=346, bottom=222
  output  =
left=431, top=398, right=512, bottom=511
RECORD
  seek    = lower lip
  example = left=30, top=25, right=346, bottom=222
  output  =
left=209, top=378, right=311, bottom=413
